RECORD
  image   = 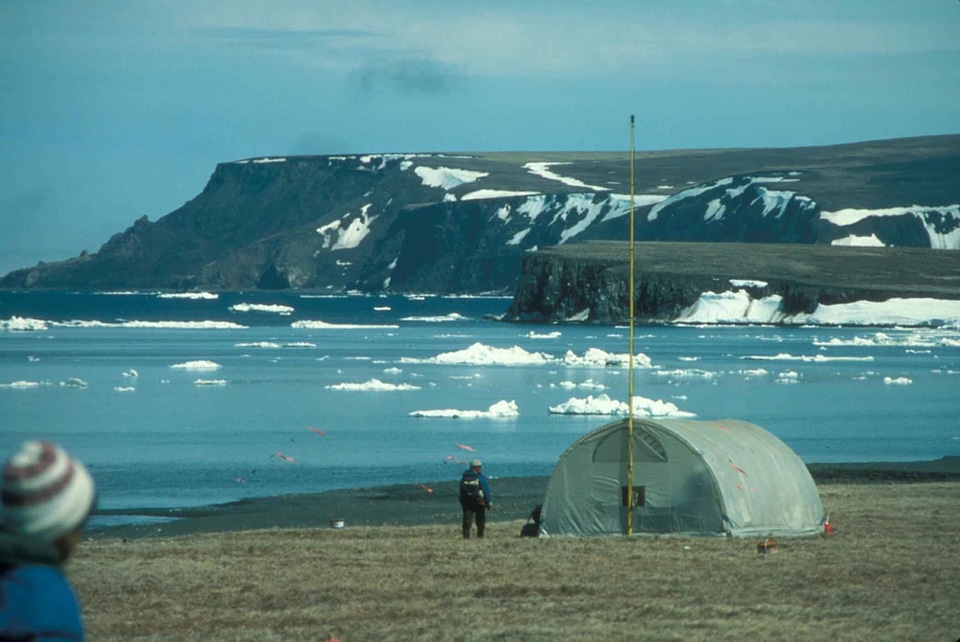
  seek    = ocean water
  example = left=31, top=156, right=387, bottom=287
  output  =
left=1, top=291, right=958, bottom=516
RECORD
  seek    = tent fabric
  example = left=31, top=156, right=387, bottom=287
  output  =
left=539, top=418, right=824, bottom=538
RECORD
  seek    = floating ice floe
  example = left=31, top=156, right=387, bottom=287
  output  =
left=883, top=376, right=913, bottom=385
left=775, top=371, right=800, bottom=384
left=1, top=317, right=49, bottom=331
left=561, top=348, right=652, bottom=368
left=235, top=341, right=316, bottom=349
left=292, top=320, right=399, bottom=329
left=402, top=343, right=654, bottom=368
left=526, top=331, right=561, bottom=339
left=737, top=368, right=769, bottom=377
left=0, top=381, right=41, bottom=389
left=194, top=379, right=227, bottom=386
left=229, top=303, right=295, bottom=314
left=156, top=292, right=219, bottom=300
left=60, top=378, right=88, bottom=389
left=169, top=360, right=222, bottom=371
left=409, top=399, right=519, bottom=419
left=554, top=379, right=606, bottom=390
left=400, top=313, right=468, bottom=323
left=122, top=369, right=138, bottom=378
left=813, top=331, right=960, bottom=348
left=326, top=379, right=422, bottom=391
left=742, top=353, right=874, bottom=363
left=403, top=342, right=552, bottom=365
left=548, top=393, right=695, bottom=418
left=382, top=367, right=403, bottom=374
left=651, top=368, right=718, bottom=379
left=114, top=386, right=135, bottom=393
left=50, top=320, right=246, bottom=329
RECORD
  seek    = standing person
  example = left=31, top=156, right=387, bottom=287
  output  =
left=0, top=441, right=97, bottom=641
left=459, top=459, right=491, bottom=539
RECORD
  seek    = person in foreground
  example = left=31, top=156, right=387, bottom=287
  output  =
left=459, top=459, right=492, bottom=539
left=0, top=441, right=97, bottom=641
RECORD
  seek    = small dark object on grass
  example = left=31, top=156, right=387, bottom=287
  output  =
left=520, top=504, right=542, bottom=538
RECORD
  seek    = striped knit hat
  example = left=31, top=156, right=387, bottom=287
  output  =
left=1, top=441, right=96, bottom=541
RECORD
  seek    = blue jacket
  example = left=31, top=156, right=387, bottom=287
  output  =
left=0, top=564, right=85, bottom=641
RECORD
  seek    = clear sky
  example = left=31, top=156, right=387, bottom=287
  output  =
left=2, top=0, right=958, bottom=275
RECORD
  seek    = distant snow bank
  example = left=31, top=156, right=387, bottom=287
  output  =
left=461, top=189, right=540, bottom=201
left=821, top=204, right=960, bottom=249
left=523, top=162, right=609, bottom=192
left=414, top=166, right=488, bottom=190
left=677, top=289, right=960, bottom=327
left=831, top=234, right=885, bottom=247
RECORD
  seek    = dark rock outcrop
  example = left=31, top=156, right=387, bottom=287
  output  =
left=505, top=241, right=960, bottom=324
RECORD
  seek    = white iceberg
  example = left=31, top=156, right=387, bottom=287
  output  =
left=169, top=360, right=222, bottom=371
left=548, top=393, right=695, bottom=417
left=403, top=342, right=553, bottom=366
left=561, top=348, right=652, bottom=368
left=409, top=399, right=519, bottom=419
left=292, top=320, right=399, bottom=329
left=229, top=303, right=295, bottom=314
left=0, top=381, right=41, bottom=389
left=326, top=378, right=422, bottom=391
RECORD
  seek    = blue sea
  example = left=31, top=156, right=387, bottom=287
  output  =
left=1, top=290, right=958, bottom=520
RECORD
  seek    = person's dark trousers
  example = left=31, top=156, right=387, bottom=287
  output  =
left=461, top=504, right=486, bottom=539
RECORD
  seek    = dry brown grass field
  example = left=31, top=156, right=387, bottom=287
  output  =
left=72, top=482, right=959, bottom=642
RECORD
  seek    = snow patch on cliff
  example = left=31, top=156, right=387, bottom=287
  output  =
left=414, top=166, right=488, bottom=190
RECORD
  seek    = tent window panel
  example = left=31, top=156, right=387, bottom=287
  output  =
left=592, top=430, right=667, bottom=464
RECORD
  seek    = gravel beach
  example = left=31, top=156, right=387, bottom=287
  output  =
left=88, top=457, right=960, bottom=541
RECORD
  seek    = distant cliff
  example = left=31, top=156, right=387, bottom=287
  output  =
left=505, top=241, right=960, bottom=324
left=2, top=135, right=959, bottom=293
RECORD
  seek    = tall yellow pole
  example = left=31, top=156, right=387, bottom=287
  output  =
left=626, top=115, right=636, bottom=536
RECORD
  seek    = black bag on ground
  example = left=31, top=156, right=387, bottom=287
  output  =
left=520, top=504, right=542, bottom=537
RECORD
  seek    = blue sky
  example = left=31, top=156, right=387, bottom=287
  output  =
left=2, top=0, right=958, bottom=275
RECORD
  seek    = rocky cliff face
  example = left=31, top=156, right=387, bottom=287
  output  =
left=2, top=135, right=958, bottom=293
left=505, top=241, right=960, bottom=324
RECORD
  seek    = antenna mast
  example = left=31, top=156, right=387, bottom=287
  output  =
left=626, top=114, right=636, bottom=536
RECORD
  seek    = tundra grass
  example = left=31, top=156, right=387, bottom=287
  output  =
left=71, top=482, right=960, bottom=641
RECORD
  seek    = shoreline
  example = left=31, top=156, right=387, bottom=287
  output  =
left=86, top=456, right=960, bottom=541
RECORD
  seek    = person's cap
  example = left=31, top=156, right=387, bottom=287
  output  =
left=1, top=441, right=96, bottom=541
left=470, top=459, right=482, bottom=468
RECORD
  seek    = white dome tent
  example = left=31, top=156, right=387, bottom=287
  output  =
left=539, top=417, right=825, bottom=538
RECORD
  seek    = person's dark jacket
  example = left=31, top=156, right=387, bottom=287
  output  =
left=459, top=468, right=492, bottom=508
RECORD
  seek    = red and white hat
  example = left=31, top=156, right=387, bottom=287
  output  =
left=1, top=441, right=96, bottom=541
